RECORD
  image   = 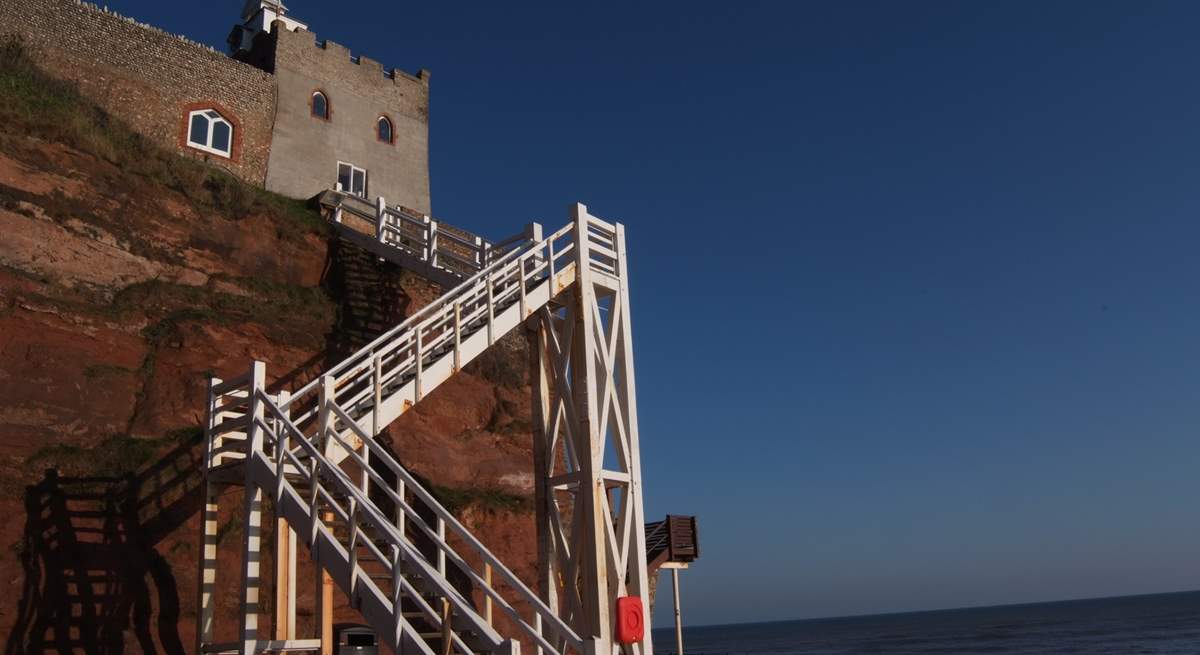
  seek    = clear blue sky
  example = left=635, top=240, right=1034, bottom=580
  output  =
left=121, top=0, right=1200, bottom=627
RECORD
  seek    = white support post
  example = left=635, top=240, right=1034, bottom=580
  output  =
left=273, top=391, right=289, bottom=502
left=415, top=327, right=424, bottom=402
left=484, top=563, right=494, bottom=626
left=288, top=525, right=297, bottom=641
left=317, top=374, right=336, bottom=655
left=360, top=429, right=371, bottom=494
left=373, top=354, right=383, bottom=437
left=519, top=256, right=528, bottom=319
left=567, top=203, right=611, bottom=650
left=423, top=215, right=433, bottom=263
left=275, top=514, right=297, bottom=642
left=534, top=613, right=544, bottom=655
left=487, top=276, right=495, bottom=345
left=275, top=390, right=297, bottom=642
left=394, top=476, right=406, bottom=537
left=318, top=374, right=337, bottom=459
left=529, top=321, right=558, bottom=627
left=318, top=548, right=334, bottom=655
left=197, top=375, right=221, bottom=653
left=614, top=221, right=654, bottom=655
left=453, top=302, right=462, bottom=372
left=308, top=457, right=321, bottom=548
left=376, top=196, right=387, bottom=244
left=530, top=204, right=652, bottom=655
left=498, top=639, right=522, bottom=655
left=208, top=377, right=226, bottom=469
left=672, top=569, right=684, bottom=655
left=195, top=482, right=219, bottom=653
left=437, top=516, right=448, bottom=652
left=528, top=222, right=545, bottom=284
left=348, top=498, right=361, bottom=606
left=429, top=217, right=440, bottom=269
left=436, top=517, right=447, bottom=577
left=238, top=361, right=267, bottom=655
left=391, top=545, right=404, bottom=651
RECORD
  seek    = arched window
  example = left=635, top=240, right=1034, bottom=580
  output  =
left=311, top=91, right=329, bottom=120
left=377, top=116, right=393, bottom=144
left=186, top=109, right=233, bottom=158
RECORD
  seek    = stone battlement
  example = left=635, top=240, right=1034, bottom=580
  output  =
left=0, top=0, right=432, bottom=214
left=307, top=33, right=431, bottom=86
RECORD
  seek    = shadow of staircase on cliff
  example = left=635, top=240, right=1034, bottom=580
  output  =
left=5, top=235, right=448, bottom=654
left=5, top=433, right=206, bottom=655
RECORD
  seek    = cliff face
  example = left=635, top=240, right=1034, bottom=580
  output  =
left=0, top=41, right=537, bottom=653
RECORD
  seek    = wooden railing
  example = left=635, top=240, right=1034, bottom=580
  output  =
left=645, top=515, right=699, bottom=570
left=323, top=190, right=533, bottom=281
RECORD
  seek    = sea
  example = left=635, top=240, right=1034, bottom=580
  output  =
left=651, top=591, right=1200, bottom=654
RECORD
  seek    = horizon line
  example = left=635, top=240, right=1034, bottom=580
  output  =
left=655, top=587, right=1200, bottom=631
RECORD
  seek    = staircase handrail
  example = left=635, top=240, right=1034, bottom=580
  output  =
left=280, top=230, right=538, bottom=422
left=322, top=398, right=585, bottom=653
left=327, top=190, right=496, bottom=278
left=283, top=221, right=576, bottom=435
left=320, top=238, right=560, bottom=426
left=255, top=391, right=505, bottom=654
left=211, top=217, right=588, bottom=654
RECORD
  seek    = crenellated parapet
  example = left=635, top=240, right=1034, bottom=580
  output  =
left=262, top=20, right=432, bottom=214
left=0, top=0, right=433, bottom=221
left=267, top=25, right=429, bottom=120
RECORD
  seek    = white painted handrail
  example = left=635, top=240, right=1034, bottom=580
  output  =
left=323, top=399, right=584, bottom=653
left=282, top=221, right=575, bottom=431
left=327, top=189, right=497, bottom=280
left=204, top=212, right=617, bottom=655
left=255, top=393, right=489, bottom=655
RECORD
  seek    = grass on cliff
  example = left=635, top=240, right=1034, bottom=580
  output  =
left=119, top=277, right=334, bottom=351
left=432, top=484, right=533, bottom=514
left=0, top=36, right=324, bottom=236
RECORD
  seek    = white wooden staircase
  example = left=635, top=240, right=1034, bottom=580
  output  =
left=197, top=206, right=633, bottom=655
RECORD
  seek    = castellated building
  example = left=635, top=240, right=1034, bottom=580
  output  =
left=0, top=0, right=433, bottom=215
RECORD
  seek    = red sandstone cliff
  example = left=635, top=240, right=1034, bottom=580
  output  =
left=0, top=40, right=537, bottom=653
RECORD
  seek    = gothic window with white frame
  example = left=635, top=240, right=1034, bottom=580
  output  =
left=312, top=91, right=330, bottom=120
left=377, top=116, right=393, bottom=144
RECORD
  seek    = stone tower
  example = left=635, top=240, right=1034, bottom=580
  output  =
left=231, top=1, right=433, bottom=215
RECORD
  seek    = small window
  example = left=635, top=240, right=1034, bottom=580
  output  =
left=377, top=116, right=393, bottom=144
left=337, top=162, right=367, bottom=198
left=312, top=91, right=329, bottom=120
left=186, top=109, right=234, bottom=158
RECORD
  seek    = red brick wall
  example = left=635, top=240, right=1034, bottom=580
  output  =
left=0, top=0, right=277, bottom=185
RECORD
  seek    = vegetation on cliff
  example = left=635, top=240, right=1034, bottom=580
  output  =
left=0, top=37, right=539, bottom=652
left=0, top=36, right=323, bottom=235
